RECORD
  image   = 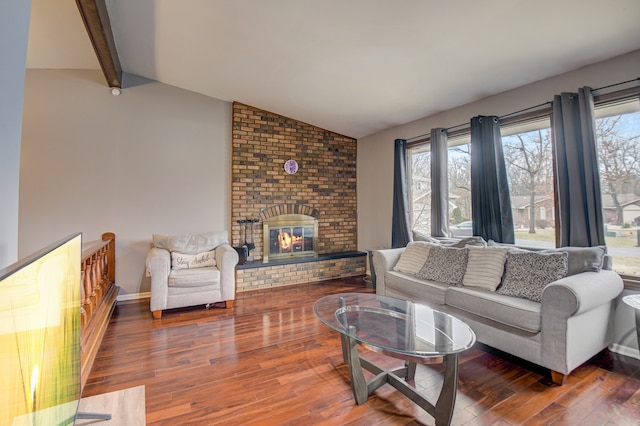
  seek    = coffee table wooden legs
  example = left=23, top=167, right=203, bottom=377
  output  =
left=341, top=332, right=459, bottom=426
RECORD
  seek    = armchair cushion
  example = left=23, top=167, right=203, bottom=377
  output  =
left=169, top=267, right=221, bottom=288
left=171, top=250, right=216, bottom=269
left=153, top=231, right=229, bottom=254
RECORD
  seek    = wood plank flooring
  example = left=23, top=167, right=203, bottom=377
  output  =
left=82, top=277, right=640, bottom=425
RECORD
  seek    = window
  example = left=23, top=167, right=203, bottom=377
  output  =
left=408, top=145, right=431, bottom=234
left=407, top=134, right=471, bottom=236
left=448, top=135, right=471, bottom=226
left=501, top=118, right=554, bottom=249
left=595, top=97, right=640, bottom=277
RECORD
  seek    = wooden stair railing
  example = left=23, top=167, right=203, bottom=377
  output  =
left=80, top=232, right=119, bottom=389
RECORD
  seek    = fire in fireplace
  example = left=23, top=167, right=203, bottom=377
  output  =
left=262, top=213, right=318, bottom=262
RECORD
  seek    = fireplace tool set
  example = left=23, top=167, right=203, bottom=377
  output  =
left=235, top=218, right=259, bottom=264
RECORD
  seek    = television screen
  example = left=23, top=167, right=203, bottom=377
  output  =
left=0, top=233, right=82, bottom=426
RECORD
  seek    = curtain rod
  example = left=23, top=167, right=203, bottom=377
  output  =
left=405, top=77, right=640, bottom=143
left=406, top=101, right=549, bottom=142
left=592, top=76, right=640, bottom=95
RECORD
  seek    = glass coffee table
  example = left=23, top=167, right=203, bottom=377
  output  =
left=314, top=293, right=475, bottom=426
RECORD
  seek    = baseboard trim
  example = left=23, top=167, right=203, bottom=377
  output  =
left=117, top=291, right=150, bottom=302
left=609, top=343, right=640, bottom=360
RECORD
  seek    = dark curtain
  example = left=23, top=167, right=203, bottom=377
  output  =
left=430, top=128, right=449, bottom=237
left=392, top=139, right=411, bottom=248
left=470, top=116, right=515, bottom=243
left=551, top=87, right=605, bottom=247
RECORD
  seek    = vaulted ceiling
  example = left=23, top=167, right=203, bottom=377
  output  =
left=26, top=0, right=640, bottom=138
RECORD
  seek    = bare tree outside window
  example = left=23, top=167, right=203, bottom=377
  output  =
left=503, top=129, right=554, bottom=234
left=448, top=144, right=471, bottom=225
left=595, top=100, right=640, bottom=277
left=597, top=114, right=640, bottom=226
left=408, top=148, right=431, bottom=234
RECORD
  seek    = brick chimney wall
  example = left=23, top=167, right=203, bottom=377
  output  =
left=231, top=102, right=358, bottom=262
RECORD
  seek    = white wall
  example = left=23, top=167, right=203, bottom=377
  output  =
left=357, top=49, right=640, bottom=253
left=0, top=0, right=31, bottom=269
left=20, top=69, right=232, bottom=297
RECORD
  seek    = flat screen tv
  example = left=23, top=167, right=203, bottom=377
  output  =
left=0, top=233, right=82, bottom=426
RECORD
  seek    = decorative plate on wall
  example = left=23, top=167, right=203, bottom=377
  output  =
left=284, top=159, right=298, bottom=175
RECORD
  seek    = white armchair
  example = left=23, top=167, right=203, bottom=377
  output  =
left=146, top=231, right=239, bottom=319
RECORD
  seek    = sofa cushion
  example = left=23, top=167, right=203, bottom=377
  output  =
left=416, top=245, right=469, bottom=285
left=385, top=271, right=449, bottom=305
left=153, top=231, right=229, bottom=254
left=445, top=236, right=487, bottom=248
left=497, top=251, right=568, bottom=302
left=487, top=241, right=606, bottom=276
left=171, top=250, right=216, bottom=270
left=412, top=230, right=440, bottom=243
left=542, top=246, right=606, bottom=276
left=394, top=241, right=435, bottom=274
left=446, top=287, right=542, bottom=333
left=462, top=246, right=509, bottom=291
left=169, top=266, right=220, bottom=287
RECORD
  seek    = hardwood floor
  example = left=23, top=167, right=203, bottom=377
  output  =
left=82, top=277, right=640, bottom=425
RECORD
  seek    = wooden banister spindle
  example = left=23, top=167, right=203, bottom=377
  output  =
left=101, top=246, right=109, bottom=292
left=94, top=253, right=103, bottom=300
left=102, top=232, right=115, bottom=285
left=82, top=259, right=94, bottom=317
left=89, top=256, right=99, bottom=305
left=95, top=249, right=104, bottom=295
left=80, top=270, right=88, bottom=326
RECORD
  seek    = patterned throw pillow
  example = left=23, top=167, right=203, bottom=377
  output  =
left=416, top=245, right=469, bottom=285
left=171, top=250, right=216, bottom=270
left=394, top=241, right=435, bottom=274
left=497, top=251, right=568, bottom=302
left=462, top=246, right=510, bottom=291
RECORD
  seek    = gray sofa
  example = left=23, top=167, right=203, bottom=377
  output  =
left=372, top=240, right=624, bottom=384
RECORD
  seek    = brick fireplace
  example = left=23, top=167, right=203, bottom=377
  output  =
left=231, top=103, right=365, bottom=291
left=261, top=204, right=319, bottom=262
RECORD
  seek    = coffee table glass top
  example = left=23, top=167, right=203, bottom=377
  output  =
left=314, top=293, right=475, bottom=357
left=623, top=294, right=640, bottom=310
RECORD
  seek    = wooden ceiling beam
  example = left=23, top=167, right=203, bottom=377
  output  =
left=75, top=0, right=122, bottom=88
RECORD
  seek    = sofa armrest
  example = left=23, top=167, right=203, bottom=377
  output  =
left=542, top=270, right=624, bottom=318
left=541, top=269, right=623, bottom=375
left=372, top=248, right=404, bottom=296
left=215, top=243, right=239, bottom=301
left=146, top=247, right=171, bottom=311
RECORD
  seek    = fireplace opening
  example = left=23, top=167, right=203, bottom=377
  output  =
left=263, top=213, right=318, bottom=262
